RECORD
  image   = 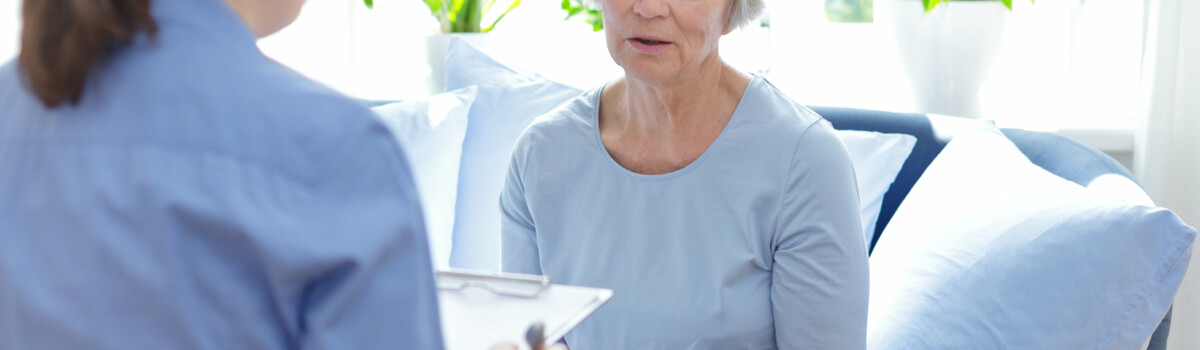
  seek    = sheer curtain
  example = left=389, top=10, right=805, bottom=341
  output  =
left=1137, top=0, right=1200, bottom=348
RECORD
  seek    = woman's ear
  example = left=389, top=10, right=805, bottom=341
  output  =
left=721, top=1, right=735, bottom=35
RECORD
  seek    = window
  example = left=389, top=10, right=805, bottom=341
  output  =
left=2, top=0, right=1145, bottom=140
left=1, top=0, right=19, bottom=63
left=826, top=0, right=873, bottom=23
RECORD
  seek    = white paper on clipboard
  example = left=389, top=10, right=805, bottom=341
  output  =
left=436, top=269, right=612, bottom=350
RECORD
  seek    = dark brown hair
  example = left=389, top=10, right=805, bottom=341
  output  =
left=19, top=0, right=158, bottom=108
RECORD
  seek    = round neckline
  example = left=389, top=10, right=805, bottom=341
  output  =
left=590, top=75, right=760, bottom=181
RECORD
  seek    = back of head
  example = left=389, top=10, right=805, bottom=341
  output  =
left=19, top=0, right=158, bottom=108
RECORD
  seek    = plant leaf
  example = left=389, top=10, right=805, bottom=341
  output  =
left=363, top=0, right=373, bottom=9
left=450, top=0, right=466, bottom=21
left=1002, top=0, right=1012, bottom=10
left=482, top=0, right=498, bottom=16
left=463, top=0, right=476, bottom=32
left=588, top=10, right=603, bottom=31
left=563, top=0, right=604, bottom=30
left=423, top=0, right=444, bottom=16
left=471, top=0, right=484, bottom=31
left=483, top=0, right=520, bottom=32
left=449, top=0, right=470, bottom=32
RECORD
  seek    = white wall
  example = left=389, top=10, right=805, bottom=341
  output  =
left=1, top=0, right=18, bottom=63
left=259, top=0, right=624, bottom=100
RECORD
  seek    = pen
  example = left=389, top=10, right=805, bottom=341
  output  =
left=525, top=322, right=546, bottom=350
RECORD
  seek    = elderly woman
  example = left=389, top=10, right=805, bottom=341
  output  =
left=500, top=0, right=869, bottom=348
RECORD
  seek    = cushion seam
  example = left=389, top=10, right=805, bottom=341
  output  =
left=1097, top=237, right=1193, bottom=349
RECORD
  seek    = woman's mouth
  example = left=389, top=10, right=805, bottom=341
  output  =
left=628, top=37, right=673, bottom=54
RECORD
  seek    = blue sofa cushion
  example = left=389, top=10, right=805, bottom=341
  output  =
left=811, top=106, right=1168, bottom=350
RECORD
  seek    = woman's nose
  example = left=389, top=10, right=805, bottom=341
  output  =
left=634, top=0, right=668, bottom=18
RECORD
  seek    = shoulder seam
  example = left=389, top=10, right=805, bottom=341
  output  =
left=522, top=126, right=536, bottom=190
left=771, top=118, right=822, bottom=251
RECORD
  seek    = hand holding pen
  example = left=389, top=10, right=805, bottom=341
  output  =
left=489, top=322, right=569, bottom=350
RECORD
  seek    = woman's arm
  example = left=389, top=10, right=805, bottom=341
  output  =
left=771, top=121, right=870, bottom=349
left=501, top=131, right=542, bottom=275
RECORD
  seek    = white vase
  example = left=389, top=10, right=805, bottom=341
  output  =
left=425, top=33, right=492, bottom=95
left=887, top=0, right=1009, bottom=119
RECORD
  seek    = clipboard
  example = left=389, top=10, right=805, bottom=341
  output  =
left=436, top=268, right=613, bottom=350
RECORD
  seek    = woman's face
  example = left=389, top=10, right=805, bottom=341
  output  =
left=602, top=0, right=733, bottom=83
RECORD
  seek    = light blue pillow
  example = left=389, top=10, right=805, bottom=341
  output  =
left=836, top=130, right=917, bottom=250
left=371, top=86, right=476, bottom=270
left=444, top=38, right=584, bottom=270
left=868, top=126, right=1196, bottom=349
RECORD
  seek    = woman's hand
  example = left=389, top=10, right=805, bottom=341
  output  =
left=490, top=322, right=569, bottom=350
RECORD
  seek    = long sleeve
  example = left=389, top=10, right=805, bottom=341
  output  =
left=500, top=131, right=542, bottom=275
left=771, top=121, right=870, bottom=349
left=297, top=118, right=445, bottom=350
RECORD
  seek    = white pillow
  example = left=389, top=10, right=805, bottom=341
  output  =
left=444, top=38, right=584, bottom=270
left=868, top=126, right=1195, bottom=349
left=372, top=86, right=476, bottom=270
left=836, top=130, right=917, bottom=250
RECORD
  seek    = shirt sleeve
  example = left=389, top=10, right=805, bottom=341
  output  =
left=296, top=115, right=444, bottom=350
left=500, top=130, right=543, bottom=275
left=772, top=120, right=870, bottom=350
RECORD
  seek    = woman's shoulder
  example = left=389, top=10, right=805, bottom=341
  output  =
left=112, top=43, right=382, bottom=183
left=514, top=87, right=599, bottom=149
left=736, top=76, right=834, bottom=144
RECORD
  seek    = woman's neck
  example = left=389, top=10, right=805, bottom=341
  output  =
left=597, top=59, right=753, bottom=175
left=604, top=61, right=752, bottom=138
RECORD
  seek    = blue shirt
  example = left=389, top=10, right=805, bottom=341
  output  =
left=501, top=77, right=869, bottom=349
left=0, top=0, right=443, bottom=349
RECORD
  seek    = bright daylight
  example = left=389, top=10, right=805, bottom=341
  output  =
left=0, top=0, right=1197, bottom=349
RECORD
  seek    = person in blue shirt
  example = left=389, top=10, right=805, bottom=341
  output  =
left=0, top=0, right=443, bottom=349
left=500, top=0, right=869, bottom=348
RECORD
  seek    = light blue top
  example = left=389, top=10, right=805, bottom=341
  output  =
left=501, top=77, right=869, bottom=349
left=0, top=0, right=443, bottom=349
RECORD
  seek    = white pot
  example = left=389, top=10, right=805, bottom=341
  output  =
left=425, top=33, right=492, bottom=95
left=887, top=0, right=1009, bottom=118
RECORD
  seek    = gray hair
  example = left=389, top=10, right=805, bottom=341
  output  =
left=728, top=0, right=767, bottom=30
left=586, top=0, right=767, bottom=31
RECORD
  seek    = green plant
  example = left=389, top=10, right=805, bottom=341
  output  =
left=562, top=0, right=603, bottom=32
left=363, top=0, right=521, bottom=33
left=826, top=0, right=873, bottom=23
left=923, top=0, right=1033, bottom=13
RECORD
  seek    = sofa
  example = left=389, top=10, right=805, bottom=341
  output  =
left=369, top=38, right=1194, bottom=349
left=813, top=106, right=1174, bottom=350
